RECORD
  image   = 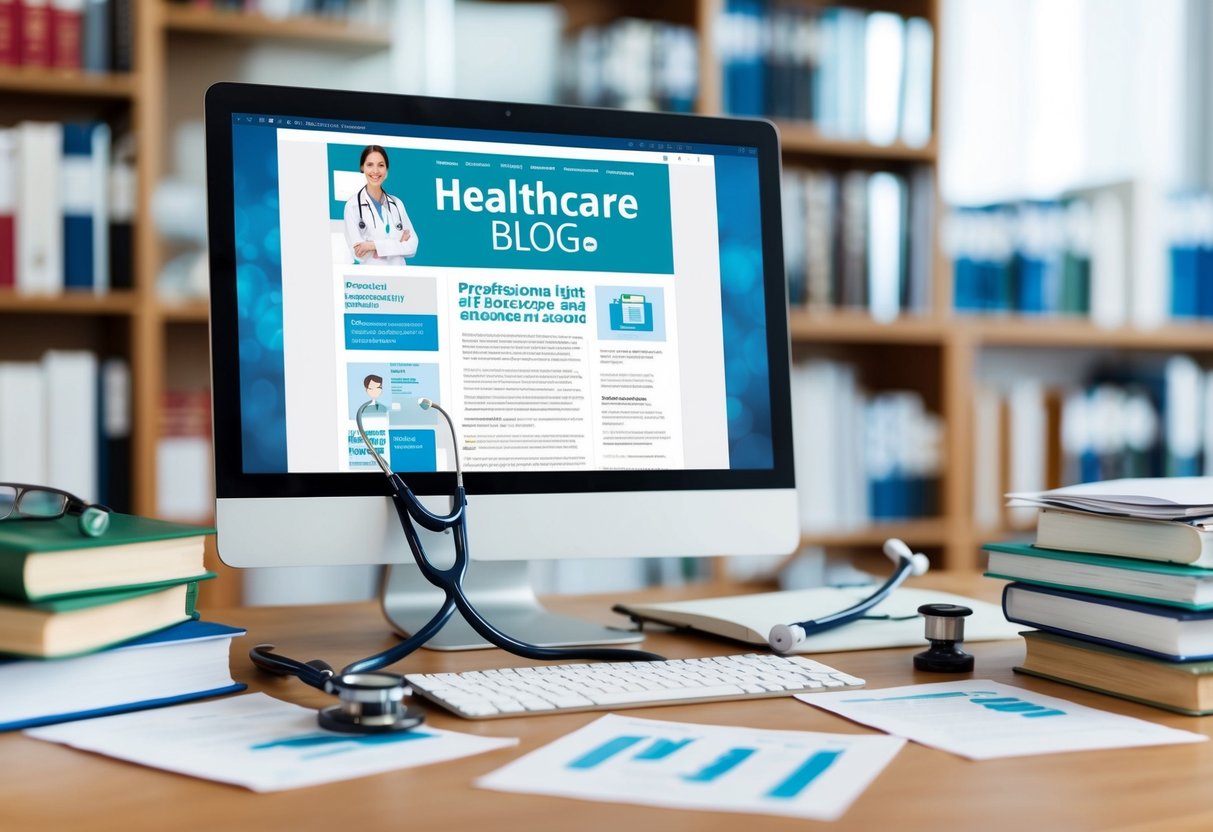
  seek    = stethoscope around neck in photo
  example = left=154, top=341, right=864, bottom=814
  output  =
left=250, top=397, right=931, bottom=734
left=356, top=186, right=403, bottom=238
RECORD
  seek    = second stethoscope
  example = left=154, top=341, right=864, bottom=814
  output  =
left=250, top=397, right=665, bottom=734
left=356, top=186, right=403, bottom=235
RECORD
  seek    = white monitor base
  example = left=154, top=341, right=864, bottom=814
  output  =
left=380, top=560, right=645, bottom=651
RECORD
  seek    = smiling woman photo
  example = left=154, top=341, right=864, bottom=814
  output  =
left=343, top=144, right=419, bottom=265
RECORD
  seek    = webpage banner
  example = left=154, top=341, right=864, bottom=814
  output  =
left=276, top=128, right=729, bottom=475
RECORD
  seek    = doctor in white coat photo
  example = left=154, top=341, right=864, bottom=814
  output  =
left=343, top=144, right=419, bottom=265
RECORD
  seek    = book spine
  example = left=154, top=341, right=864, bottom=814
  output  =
left=19, top=0, right=51, bottom=67
left=49, top=0, right=82, bottom=70
left=0, top=127, right=14, bottom=290
left=0, top=0, right=19, bottom=65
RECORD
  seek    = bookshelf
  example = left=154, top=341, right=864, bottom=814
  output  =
left=0, top=2, right=391, bottom=607
left=6, top=0, right=1205, bottom=604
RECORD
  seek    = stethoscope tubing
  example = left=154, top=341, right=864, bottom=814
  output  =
left=356, top=185, right=403, bottom=235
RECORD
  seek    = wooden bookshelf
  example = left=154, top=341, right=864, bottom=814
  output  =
left=5, top=0, right=1196, bottom=597
left=162, top=4, right=392, bottom=47
left=0, top=68, right=135, bottom=99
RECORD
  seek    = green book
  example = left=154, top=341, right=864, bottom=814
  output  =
left=0, top=581, right=205, bottom=659
left=1015, top=629, right=1213, bottom=716
left=0, top=513, right=215, bottom=602
left=983, top=540, right=1213, bottom=610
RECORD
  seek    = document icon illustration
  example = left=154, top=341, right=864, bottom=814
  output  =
left=609, top=293, right=654, bottom=332
left=620, top=293, right=647, bottom=325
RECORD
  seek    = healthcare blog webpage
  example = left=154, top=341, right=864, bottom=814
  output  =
left=274, top=126, right=731, bottom=475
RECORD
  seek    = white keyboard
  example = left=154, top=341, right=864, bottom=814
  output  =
left=404, top=653, right=865, bottom=719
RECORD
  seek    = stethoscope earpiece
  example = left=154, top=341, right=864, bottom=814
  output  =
left=766, top=538, right=930, bottom=654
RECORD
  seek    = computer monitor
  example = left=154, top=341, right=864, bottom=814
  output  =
left=204, top=83, right=798, bottom=650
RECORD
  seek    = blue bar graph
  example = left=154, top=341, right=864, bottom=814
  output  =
left=566, top=735, right=646, bottom=770
left=683, top=747, right=756, bottom=782
left=634, top=738, right=693, bottom=761
left=766, top=749, right=843, bottom=799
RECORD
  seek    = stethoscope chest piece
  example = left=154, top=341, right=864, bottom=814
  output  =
left=913, top=603, right=974, bottom=673
left=319, top=672, right=425, bottom=734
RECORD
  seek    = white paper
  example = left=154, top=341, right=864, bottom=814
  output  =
left=26, top=693, right=518, bottom=792
left=799, top=680, right=1206, bottom=760
left=476, top=713, right=905, bottom=821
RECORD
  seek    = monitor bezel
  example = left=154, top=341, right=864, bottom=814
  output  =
left=205, top=82, right=793, bottom=499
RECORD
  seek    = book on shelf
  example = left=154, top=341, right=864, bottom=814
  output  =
left=1015, top=629, right=1213, bottom=717
left=60, top=120, right=110, bottom=293
left=1032, top=508, right=1213, bottom=568
left=983, top=541, right=1213, bottom=610
left=0, top=578, right=209, bottom=658
left=0, top=361, right=46, bottom=484
left=0, top=512, right=213, bottom=602
left=0, top=618, right=246, bottom=731
left=1001, top=581, right=1213, bottom=662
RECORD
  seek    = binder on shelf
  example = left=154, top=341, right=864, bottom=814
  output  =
left=61, top=121, right=111, bottom=293
left=15, top=121, right=64, bottom=295
left=0, top=362, right=47, bottom=484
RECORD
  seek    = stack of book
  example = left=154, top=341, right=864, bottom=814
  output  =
left=986, top=477, right=1213, bottom=716
left=0, top=511, right=245, bottom=730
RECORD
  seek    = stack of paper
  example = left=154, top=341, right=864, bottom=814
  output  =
left=1008, top=477, right=1213, bottom=520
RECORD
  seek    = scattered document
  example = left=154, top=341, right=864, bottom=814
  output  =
left=799, top=680, right=1207, bottom=760
left=476, top=713, right=905, bottom=820
left=26, top=692, right=518, bottom=792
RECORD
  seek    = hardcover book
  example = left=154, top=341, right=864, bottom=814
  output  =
left=983, top=540, right=1213, bottom=610
left=1, top=619, right=246, bottom=731
left=1002, top=581, right=1213, bottom=662
left=1033, top=508, right=1213, bottom=567
left=1015, top=629, right=1213, bottom=717
left=0, top=512, right=213, bottom=602
left=0, top=579, right=207, bottom=658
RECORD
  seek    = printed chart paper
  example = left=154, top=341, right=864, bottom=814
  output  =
left=799, top=680, right=1207, bottom=760
left=476, top=713, right=905, bottom=820
left=26, top=693, right=518, bottom=792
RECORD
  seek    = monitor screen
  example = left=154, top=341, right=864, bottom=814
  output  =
left=205, top=84, right=797, bottom=602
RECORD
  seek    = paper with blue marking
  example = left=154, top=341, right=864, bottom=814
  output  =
left=799, top=680, right=1206, bottom=759
left=476, top=713, right=905, bottom=820
left=25, top=692, right=518, bottom=791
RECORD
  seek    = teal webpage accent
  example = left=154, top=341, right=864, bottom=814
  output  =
left=330, top=145, right=674, bottom=274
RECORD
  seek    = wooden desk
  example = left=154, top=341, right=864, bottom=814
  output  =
left=5, top=573, right=1213, bottom=832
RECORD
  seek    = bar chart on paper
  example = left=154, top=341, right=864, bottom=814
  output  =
left=476, top=714, right=905, bottom=820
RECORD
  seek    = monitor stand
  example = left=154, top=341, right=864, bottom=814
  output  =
left=380, top=560, right=645, bottom=651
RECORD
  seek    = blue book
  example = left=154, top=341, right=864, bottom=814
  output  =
left=1002, top=582, right=1213, bottom=662
left=61, top=122, right=110, bottom=292
left=0, top=620, right=246, bottom=731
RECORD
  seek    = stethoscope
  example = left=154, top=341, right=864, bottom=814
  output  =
left=250, top=397, right=665, bottom=734
left=356, top=186, right=403, bottom=237
left=766, top=538, right=930, bottom=653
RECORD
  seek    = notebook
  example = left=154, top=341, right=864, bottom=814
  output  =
left=614, top=586, right=1021, bottom=653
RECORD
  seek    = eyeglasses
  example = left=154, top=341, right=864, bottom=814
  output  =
left=0, top=483, right=111, bottom=537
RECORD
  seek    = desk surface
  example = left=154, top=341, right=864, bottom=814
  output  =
left=5, top=572, right=1212, bottom=832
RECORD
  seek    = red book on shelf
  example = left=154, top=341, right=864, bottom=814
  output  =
left=49, top=0, right=81, bottom=69
left=0, top=128, right=13, bottom=290
left=0, top=0, right=20, bottom=66
left=19, top=0, right=50, bottom=67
